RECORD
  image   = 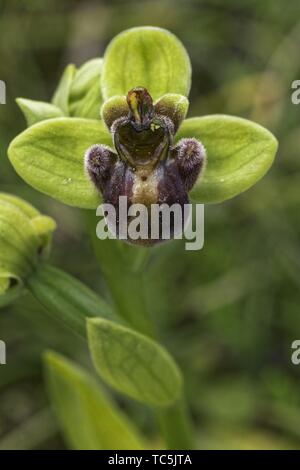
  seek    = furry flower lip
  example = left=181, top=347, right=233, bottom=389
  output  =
left=85, top=86, right=206, bottom=246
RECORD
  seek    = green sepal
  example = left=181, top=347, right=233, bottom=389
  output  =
left=52, top=64, right=76, bottom=115
left=177, top=115, right=278, bottom=203
left=69, top=58, right=104, bottom=119
left=8, top=118, right=112, bottom=209
left=16, top=98, right=64, bottom=127
left=101, top=27, right=191, bottom=101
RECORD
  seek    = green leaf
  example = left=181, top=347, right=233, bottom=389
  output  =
left=52, top=64, right=76, bottom=115
left=101, top=27, right=191, bottom=101
left=45, top=351, right=144, bottom=450
left=177, top=115, right=278, bottom=203
left=69, top=58, right=104, bottom=119
left=27, top=263, right=115, bottom=338
left=87, top=318, right=182, bottom=407
left=16, top=98, right=64, bottom=127
left=8, top=118, right=112, bottom=208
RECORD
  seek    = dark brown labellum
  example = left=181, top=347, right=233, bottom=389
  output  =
left=85, top=87, right=206, bottom=246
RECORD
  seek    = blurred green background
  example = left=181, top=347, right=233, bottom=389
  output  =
left=0, top=0, right=300, bottom=450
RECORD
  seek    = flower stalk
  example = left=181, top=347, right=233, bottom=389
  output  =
left=85, top=211, right=195, bottom=448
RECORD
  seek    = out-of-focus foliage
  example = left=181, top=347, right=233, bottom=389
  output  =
left=0, top=0, right=299, bottom=450
left=44, top=351, right=144, bottom=450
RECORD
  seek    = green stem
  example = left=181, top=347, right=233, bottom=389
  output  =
left=85, top=210, right=194, bottom=449
left=26, top=262, right=114, bottom=338
left=85, top=211, right=155, bottom=337
left=157, top=398, right=195, bottom=450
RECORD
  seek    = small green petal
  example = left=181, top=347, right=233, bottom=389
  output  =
left=101, top=95, right=128, bottom=130
left=52, top=64, right=76, bottom=115
left=155, top=93, right=189, bottom=132
left=69, top=58, right=104, bottom=119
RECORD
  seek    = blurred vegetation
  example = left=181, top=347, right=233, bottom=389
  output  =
left=0, top=0, right=300, bottom=449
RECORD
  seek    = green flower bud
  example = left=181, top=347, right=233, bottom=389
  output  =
left=0, top=193, right=56, bottom=306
